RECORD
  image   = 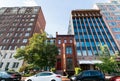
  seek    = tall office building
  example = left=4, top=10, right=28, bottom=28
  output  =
left=94, top=0, right=120, bottom=49
left=68, top=9, right=119, bottom=70
left=0, top=6, right=46, bottom=71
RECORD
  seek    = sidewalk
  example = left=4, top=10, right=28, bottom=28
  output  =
left=62, top=76, right=70, bottom=81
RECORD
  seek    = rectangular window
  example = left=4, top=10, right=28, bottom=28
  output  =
left=58, top=48, right=61, bottom=55
left=27, top=28, right=32, bottom=31
left=115, top=34, right=120, bottom=39
left=66, top=46, right=72, bottom=54
left=28, top=23, right=33, bottom=26
left=23, top=39, right=28, bottom=43
left=64, top=39, right=67, bottom=43
left=108, top=22, right=117, bottom=26
left=5, top=62, right=10, bottom=70
left=12, top=62, right=19, bottom=68
left=0, top=62, right=3, bottom=68
left=8, top=46, right=12, bottom=50
left=25, top=33, right=30, bottom=37
left=3, top=53, right=7, bottom=59
left=66, top=58, right=73, bottom=70
left=11, top=39, right=15, bottom=43
left=58, top=39, right=61, bottom=44
left=9, top=53, right=13, bottom=58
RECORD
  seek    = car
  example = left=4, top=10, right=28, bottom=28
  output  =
left=70, top=70, right=105, bottom=81
left=25, top=71, right=62, bottom=81
left=109, top=76, right=120, bottom=81
left=0, top=71, right=22, bottom=81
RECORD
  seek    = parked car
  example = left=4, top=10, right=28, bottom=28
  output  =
left=70, top=70, right=105, bottom=81
left=25, top=71, right=62, bottom=81
left=0, top=71, right=22, bottom=81
left=109, top=76, right=120, bottom=81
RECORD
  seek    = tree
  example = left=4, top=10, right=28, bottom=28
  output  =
left=14, top=32, right=58, bottom=70
left=96, top=44, right=119, bottom=74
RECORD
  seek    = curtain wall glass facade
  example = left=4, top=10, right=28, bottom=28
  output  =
left=69, top=10, right=119, bottom=57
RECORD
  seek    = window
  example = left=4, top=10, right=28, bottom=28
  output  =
left=115, top=34, right=120, bottom=39
left=8, top=46, right=12, bottom=50
left=5, top=62, right=10, bottom=70
left=64, top=39, right=67, bottom=43
left=66, top=58, right=73, bottom=69
left=12, top=62, right=19, bottom=68
left=77, top=50, right=82, bottom=56
left=58, top=39, right=61, bottom=44
left=23, top=39, right=28, bottom=43
left=30, top=19, right=34, bottom=21
left=20, top=46, right=25, bottom=49
left=9, top=53, right=13, bottom=58
left=25, top=33, right=30, bottom=37
left=58, top=48, right=61, bottom=55
left=14, top=46, right=17, bottom=50
left=108, top=22, right=117, bottom=26
left=70, top=39, right=72, bottom=43
left=0, top=62, right=3, bottom=68
left=19, top=33, right=22, bottom=37
left=11, top=39, right=15, bottom=43
left=2, top=46, right=6, bottom=50
left=32, top=15, right=36, bottom=17
left=28, top=23, right=33, bottom=26
left=112, top=28, right=120, bottom=32
left=106, top=17, right=113, bottom=20
left=3, top=53, right=7, bottom=58
left=15, top=33, right=18, bottom=37
left=27, top=28, right=32, bottom=31
left=21, top=28, right=25, bottom=31
left=66, top=46, right=72, bottom=54
left=17, top=39, right=20, bottom=43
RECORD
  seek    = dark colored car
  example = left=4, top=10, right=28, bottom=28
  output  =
left=70, top=70, right=105, bottom=81
left=109, top=76, right=120, bottom=81
left=0, top=71, right=22, bottom=81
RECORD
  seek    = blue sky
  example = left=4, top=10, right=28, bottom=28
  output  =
left=0, top=0, right=109, bottom=36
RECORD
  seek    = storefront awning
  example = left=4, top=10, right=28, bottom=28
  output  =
left=79, top=60, right=102, bottom=64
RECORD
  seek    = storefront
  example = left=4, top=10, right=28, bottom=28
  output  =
left=79, top=60, right=102, bottom=70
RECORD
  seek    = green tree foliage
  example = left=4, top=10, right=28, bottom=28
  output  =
left=96, top=44, right=119, bottom=73
left=14, top=32, right=58, bottom=70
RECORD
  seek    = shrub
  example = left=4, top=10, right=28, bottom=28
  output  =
left=50, top=68, right=56, bottom=73
left=75, top=67, right=81, bottom=75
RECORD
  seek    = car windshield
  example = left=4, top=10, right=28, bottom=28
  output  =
left=36, top=72, right=53, bottom=76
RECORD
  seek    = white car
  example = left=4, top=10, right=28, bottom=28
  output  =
left=25, top=71, right=62, bottom=81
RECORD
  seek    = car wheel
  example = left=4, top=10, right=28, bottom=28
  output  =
left=1, top=79, right=6, bottom=81
left=76, top=80, right=81, bottom=81
left=27, top=79, right=32, bottom=81
left=51, top=79, right=56, bottom=81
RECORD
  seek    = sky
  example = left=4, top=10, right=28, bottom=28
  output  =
left=0, top=0, right=109, bottom=36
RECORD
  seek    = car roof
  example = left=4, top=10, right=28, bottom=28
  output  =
left=83, top=70, right=101, bottom=72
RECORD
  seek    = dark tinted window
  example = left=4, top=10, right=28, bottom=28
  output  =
left=90, top=71, right=101, bottom=76
left=82, top=71, right=90, bottom=77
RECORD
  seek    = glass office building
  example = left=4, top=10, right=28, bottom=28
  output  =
left=68, top=10, right=119, bottom=69
left=94, top=0, right=120, bottom=50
